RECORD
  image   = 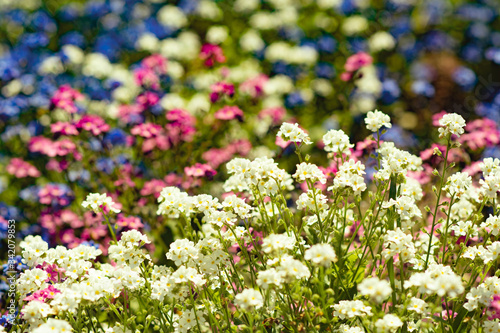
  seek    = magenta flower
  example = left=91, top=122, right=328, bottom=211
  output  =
left=184, top=163, right=217, bottom=178
left=140, top=179, right=168, bottom=198
left=214, top=106, right=244, bottom=121
left=134, top=67, right=160, bottom=90
left=116, top=215, right=144, bottom=229
left=341, top=52, right=373, bottom=81
left=131, top=123, right=164, bottom=138
left=210, top=81, right=235, bottom=103
left=166, top=109, right=196, bottom=145
left=51, top=122, right=79, bottom=136
left=239, top=74, right=268, bottom=98
left=136, top=92, right=160, bottom=109
left=6, top=158, right=40, bottom=178
left=200, top=44, right=226, bottom=67
left=51, top=85, right=84, bottom=114
left=141, top=54, right=168, bottom=74
left=258, top=107, right=286, bottom=125
left=75, top=115, right=110, bottom=135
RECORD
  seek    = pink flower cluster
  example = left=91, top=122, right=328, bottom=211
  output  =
left=184, top=163, right=217, bottom=178
left=200, top=44, right=226, bottom=67
left=29, top=137, right=81, bottom=159
left=340, top=52, right=373, bottom=81
left=6, top=158, right=40, bottom=178
left=258, top=107, right=286, bottom=125
left=50, top=85, right=84, bottom=114
left=239, top=74, right=268, bottom=98
left=166, top=109, right=196, bottom=145
left=38, top=184, right=72, bottom=206
left=134, top=54, right=168, bottom=89
left=75, top=115, right=110, bottom=136
left=202, top=139, right=252, bottom=169
left=24, top=285, right=61, bottom=303
left=459, top=118, right=500, bottom=150
left=214, top=106, right=244, bottom=121
left=210, top=81, right=235, bottom=103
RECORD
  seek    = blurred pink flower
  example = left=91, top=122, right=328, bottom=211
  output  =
left=6, top=158, right=40, bottom=178
left=214, top=106, right=244, bottom=121
left=200, top=44, right=226, bottom=67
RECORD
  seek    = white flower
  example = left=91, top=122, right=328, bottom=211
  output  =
left=407, top=297, right=427, bottom=314
left=262, top=234, right=296, bottom=254
left=32, top=319, right=73, bottom=333
left=304, top=244, right=337, bottom=266
left=235, top=289, right=263, bottom=311
left=82, top=193, right=121, bottom=214
left=365, top=109, right=392, bottom=132
left=375, top=314, right=403, bottom=333
left=322, top=129, right=353, bottom=155
left=332, top=300, right=372, bottom=319
left=277, top=122, right=312, bottom=145
left=438, top=113, right=466, bottom=138
left=481, top=215, right=500, bottom=236
left=444, top=172, right=472, bottom=198
left=357, top=277, right=392, bottom=303
left=293, top=162, right=327, bottom=184
left=368, top=32, right=396, bottom=52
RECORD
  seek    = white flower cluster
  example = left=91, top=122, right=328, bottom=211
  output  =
left=276, top=122, right=312, bottom=144
left=329, top=159, right=367, bottom=195
left=479, top=157, right=500, bottom=199
left=332, top=300, right=372, bottom=319
left=375, top=142, right=422, bottom=180
left=404, top=264, right=464, bottom=297
left=322, top=129, right=353, bottom=155
left=382, top=228, right=416, bottom=262
left=357, top=277, right=392, bottom=303
left=438, top=113, right=466, bottom=138
left=444, top=172, right=472, bottom=198
left=81, top=193, right=121, bottom=213
left=382, top=195, right=422, bottom=230
left=224, top=157, right=294, bottom=196
left=364, top=109, right=392, bottom=132
left=304, top=243, right=337, bottom=266
left=293, top=162, right=327, bottom=185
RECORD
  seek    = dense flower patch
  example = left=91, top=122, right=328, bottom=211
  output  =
left=0, top=0, right=500, bottom=332
left=3, top=112, right=500, bottom=332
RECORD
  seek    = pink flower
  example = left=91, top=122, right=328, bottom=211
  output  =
left=46, top=159, right=69, bottom=172
left=134, top=68, right=160, bottom=90
left=166, top=109, right=196, bottom=145
left=116, top=215, right=144, bottom=229
left=202, top=139, right=251, bottom=168
left=24, top=285, right=61, bottom=302
left=131, top=123, right=164, bottom=138
left=200, top=44, right=226, bottom=67
left=140, top=179, right=167, bottom=198
left=215, top=106, right=244, bottom=121
left=258, top=107, right=286, bottom=125
left=141, top=54, right=168, bottom=74
left=432, top=111, right=448, bottom=126
left=275, top=135, right=291, bottom=149
left=344, top=52, right=373, bottom=72
left=459, top=118, right=500, bottom=150
left=136, top=92, right=160, bottom=109
left=239, top=74, right=268, bottom=98
left=51, top=122, right=79, bottom=136
left=6, top=158, right=40, bottom=178
left=38, top=184, right=72, bottom=206
left=489, top=295, right=500, bottom=320
left=210, top=81, right=235, bottom=103
left=29, top=137, right=80, bottom=159
left=341, top=52, right=373, bottom=81
left=51, top=85, right=84, bottom=114
left=184, top=163, right=217, bottom=178
left=118, top=104, right=144, bottom=123
left=75, top=115, right=110, bottom=135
